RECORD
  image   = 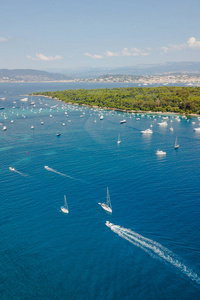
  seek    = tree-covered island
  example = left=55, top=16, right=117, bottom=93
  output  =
left=32, top=86, right=200, bottom=115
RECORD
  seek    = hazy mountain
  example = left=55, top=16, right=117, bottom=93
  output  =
left=1, top=62, right=200, bottom=82
left=48, top=62, right=200, bottom=78
left=0, top=69, right=73, bottom=82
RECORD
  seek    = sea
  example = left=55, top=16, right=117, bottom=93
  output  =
left=0, top=82, right=200, bottom=300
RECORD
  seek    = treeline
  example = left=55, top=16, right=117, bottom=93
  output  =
left=32, top=86, right=200, bottom=114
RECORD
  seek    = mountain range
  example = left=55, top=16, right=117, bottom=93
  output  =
left=0, top=62, right=200, bottom=82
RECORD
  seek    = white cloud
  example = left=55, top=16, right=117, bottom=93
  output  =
left=121, top=48, right=132, bottom=56
left=187, top=37, right=200, bottom=48
left=84, top=53, right=103, bottom=59
left=131, top=47, right=150, bottom=56
left=105, top=50, right=119, bottom=57
left=160, top=36, right=200, bottom=54
left=27, top=53, right=63, bottom=61
left=0, top=37, right=8, bottom=42
left=160, top=46, right=169, bottom=54
left=104, top=47, right=150, bottom=58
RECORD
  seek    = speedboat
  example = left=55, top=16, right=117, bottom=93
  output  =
left=2, top=126, right=7, bottom=131
left=156, top=150, right=166, bottom=155
left=120, top=119, right=127, bottom=124
left=194, top=127, right=200, bottom=132
left=105, top=221, right=113, bottom=228
left=141, top=128, right=153, bottom=134
left=9, top=167, right=15, bottom=171
left=31, top=126, right=34, bottom=129
left=100, top=115, right=104, bottom=120
left=57, top=133, right=61, bottom=136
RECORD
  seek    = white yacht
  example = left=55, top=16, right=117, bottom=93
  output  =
left=100, top=115, right=104, bottom=120
left=141, top=128, right=153, bottom=134
left=98, top=187, right=112, bottom=213
left=9, top=167, right=15, bottom=171
left=2, top=126, right=7, bottom=131
left=120, top=119, right=126, bottom=124
left=158, top=121, right=167, bottom=127
left=156, top=150, right=166, bottom=155
left=194, top=127, right=200, bottom=132
left=61, top=195, right=69, bottom=214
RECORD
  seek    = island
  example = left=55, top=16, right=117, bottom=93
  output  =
left=32, top=86, right=200, bottom=115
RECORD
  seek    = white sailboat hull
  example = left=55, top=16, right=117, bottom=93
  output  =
left=98, top=203, right=112, bottom=213
left=61, top=206, right=69, bottom=214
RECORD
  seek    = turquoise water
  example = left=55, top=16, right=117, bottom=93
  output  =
left=1, top=83, right=200, bottom=299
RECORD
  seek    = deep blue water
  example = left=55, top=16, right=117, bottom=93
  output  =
left=1, top=82, right=200, bottom=299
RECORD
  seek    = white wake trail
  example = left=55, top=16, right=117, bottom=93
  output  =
left=106, top=222, right=200, bottom=285
left=44, top=166, right=82, bottom=181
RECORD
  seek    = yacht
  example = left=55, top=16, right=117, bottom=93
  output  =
left=2, top=126, right=7, bottom=131
left=194, top=127, right=200, bottom=132
left=9, top=167, right=15, bottom=171
left=141, top=128, right=153, bottom=134
left=158, top=121, right=167, bottom=126
left=120, top=119, right=126, bottom=124
left=156, top=150, right=166, bottom=155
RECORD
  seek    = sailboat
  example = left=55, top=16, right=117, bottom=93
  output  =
left=174, top=137, right=179, bottom=149
left=117, top=133, right=121, bottom=144
left=61, top=195, right=69, bottom=214
left=98, top=187, right=112, bottom=213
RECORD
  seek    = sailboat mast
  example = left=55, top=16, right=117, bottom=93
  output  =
left=64, top=195, right=68, bottom=210
left=107, top=187, right=112, bottom=209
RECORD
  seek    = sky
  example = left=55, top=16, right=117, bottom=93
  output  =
left=1, top=0, right=200, bottom=71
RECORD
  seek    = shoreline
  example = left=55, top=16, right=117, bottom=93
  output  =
left=30, top=94, right=200, bottom=117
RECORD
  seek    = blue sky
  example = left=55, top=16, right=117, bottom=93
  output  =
left=1, top=0, right=200, bottom=70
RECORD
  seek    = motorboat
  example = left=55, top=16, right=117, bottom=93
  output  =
left=9, top=167, right=15, bottom=171
left=120, top=119, right=126, bottom=124
left=141, top=128, right=153, bottom=134
left=158, top=121, right=167, bottom=126
left=156, top=150, right=166, bottom=155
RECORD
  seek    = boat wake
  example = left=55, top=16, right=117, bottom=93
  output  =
left=106, top=221, right=200, bottom=285
left=9, top=167, right=27, bottom=176
left=44, top=166, right=82, bottom=181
